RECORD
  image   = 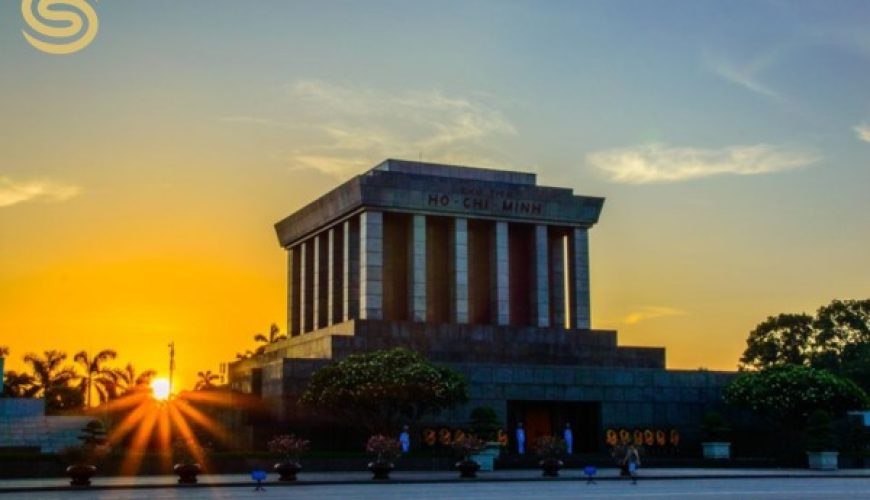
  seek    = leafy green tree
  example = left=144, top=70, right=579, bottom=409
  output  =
left=723, top=365, right=868, bottom=426
left=739, top=313, right=815, bottom=370
left=738, top=299, right=870, bottom=394
left=300, top=348, right=468, bottom=433
left=814, top=299, right=870, bottom=353
left=74, top=350, right=118, bottom=407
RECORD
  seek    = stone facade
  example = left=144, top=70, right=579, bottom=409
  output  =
left=230, top=159, right=732, bottom=451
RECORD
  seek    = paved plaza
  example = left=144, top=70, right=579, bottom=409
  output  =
left=3, top=470, right=870, bottom=499
left=1, top=477, right=869, bottom=500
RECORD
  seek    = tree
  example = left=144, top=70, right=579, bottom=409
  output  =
left=111, top=363, right=156, bottom=398
left=3, top=370, right=39, bottom=398
left=739, top=299, right=870, bottom=371
left=814, top=299, right=870, bottom=354
left=74, top=350, right=118, bottom=407
left=300, top=348, right=468, bottom=433
left=23, top=351, right=78, bottom=412
left=739, top=313, right=815, bottom=370
left=194, top=370, right=220, bottom=391
left=738, top=299, right=870, bottom=394
left=254, top=323, right=286, bottom=354
left=23, top=350, right=76, bottom=397
left=0, top=346, right=9, bottom=358
left=723, top=365, right=869, bottom=426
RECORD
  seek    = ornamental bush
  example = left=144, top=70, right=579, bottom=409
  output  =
left=723, top=365, right=869, bottom=425
left=469, top=406, right=501, bottom=442
left=300, top=348, right=468, bottom=433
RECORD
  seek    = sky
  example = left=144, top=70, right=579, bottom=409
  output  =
left=1, top=1, right=869, bottom=390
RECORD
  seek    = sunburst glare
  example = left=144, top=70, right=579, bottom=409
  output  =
left=150, top=378, right=171, bottom=401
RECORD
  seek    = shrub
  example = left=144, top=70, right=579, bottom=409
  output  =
left=267, top=434, right=310, bottom=461
left=366, top=435, right=402, bottom=462
left=805, top=410, right=835, bottom=452
left=469, top=406, right=501, bottom=442
left=700, top=411, right=731, bottom=442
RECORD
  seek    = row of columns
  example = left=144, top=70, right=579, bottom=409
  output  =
left=287, top=210, right=591, bottom=336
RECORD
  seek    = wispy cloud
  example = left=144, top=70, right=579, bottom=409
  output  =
left=622, top=306, right=687, bottom=325
left=854, top=123, right=870, bottom=143
left=281, top=80, right=517, bottom=177
left=0, top=177, right=80, bottom=208
left=704, top=48, right=785, bottom=100
left=587, top=143, right=820, bottom=184
left=218, top=116, right=287, bottom=128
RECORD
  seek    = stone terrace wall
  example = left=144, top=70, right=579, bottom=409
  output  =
left=257, top=319, right=665, bottom=369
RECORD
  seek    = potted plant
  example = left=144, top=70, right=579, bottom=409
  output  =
left=366, top=434, right=401, bottom=480
left=452, top=434, right=485, bottom=478
left=533, top=435, right=566, bottom=477
left=61, top=445, right=97, bottom=487
left=62, top=420, right=109, bottom=487
left=172, top=438, right=205, bottom=484
left=268, top=434, right=310, bottom=481
left=806, top=409, right=838, bottom=470
left=468, top=406, right=503, bottom=471
left=700, top=411, right=731, bottom=459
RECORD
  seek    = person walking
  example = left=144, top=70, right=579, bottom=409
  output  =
left=623, top=444, right=640, bottom=485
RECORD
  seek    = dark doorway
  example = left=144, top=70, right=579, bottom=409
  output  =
left=507, top=400, right=601, bottom=453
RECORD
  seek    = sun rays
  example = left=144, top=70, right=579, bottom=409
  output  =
left=95, top=386, right=244, bottom=475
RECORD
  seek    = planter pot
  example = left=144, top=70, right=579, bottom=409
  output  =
left=702, top=442, right=731, bottom=460
left=367, top=460, right=394, bottom=480
left=455, top=459, right=481, bottom=479
left=540, top=458, right=563, bottom=477
left=470, top=443, right=502, bottom=472
left=807, top=451, right=839, bottom=471
left=274, top=461, right=302, bottom=481
left=65, top=464, right=97, bottom=487
left=173, top=463, right=202, bottom=484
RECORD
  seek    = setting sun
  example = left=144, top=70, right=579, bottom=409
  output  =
left=150, top=378, right=171, bottom=401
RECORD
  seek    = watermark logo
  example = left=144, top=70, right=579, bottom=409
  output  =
left=21, top=0, right=99, bottom=55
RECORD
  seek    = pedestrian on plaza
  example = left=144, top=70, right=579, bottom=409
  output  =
left=399, top=424, right=411, bottom=453
left=563, top=423, right=573, bottom=454
left=623, top=444, right=640, bottom=485
left=516, top=422, right=526, bottom=455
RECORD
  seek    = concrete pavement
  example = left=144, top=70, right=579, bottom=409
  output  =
left=3, top=477, right=870, bottom=500
left=1, top=467, right=869, bottom=494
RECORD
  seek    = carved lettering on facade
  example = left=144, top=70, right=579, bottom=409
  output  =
left=426, top=192, right=542, bottom=216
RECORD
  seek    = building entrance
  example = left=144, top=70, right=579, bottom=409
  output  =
left=507, top=400, right=601, bottom=453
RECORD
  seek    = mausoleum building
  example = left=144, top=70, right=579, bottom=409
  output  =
left=229, top=159, right=732, bottom=452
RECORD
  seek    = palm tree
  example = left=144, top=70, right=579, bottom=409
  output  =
left=23, top=350, right=76, bottom=398
left=73, top=349, right=117, bottom=407
left=111, top=363, right=156, bottom=398
left=235, top=350, right=254, bottom=360
left=254, top=323, right=286, bottom=354
left=194, top=370, right=221, bottom=391
left=2, top=370, right=38, bottom=398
